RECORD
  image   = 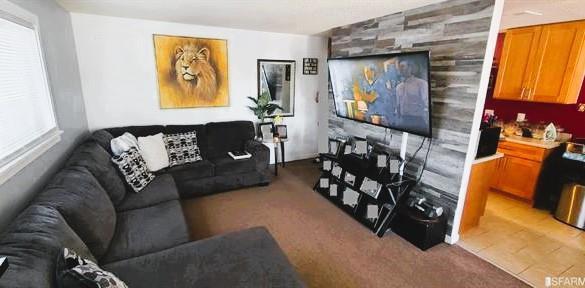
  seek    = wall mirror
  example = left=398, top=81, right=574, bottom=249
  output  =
left=257, top=59, right=295, bottom=117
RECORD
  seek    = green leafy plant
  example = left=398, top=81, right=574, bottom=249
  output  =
left=247, top=91, right=283, bottom=123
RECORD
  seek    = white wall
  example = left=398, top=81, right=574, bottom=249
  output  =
left=70, top=13, right=328, bottom=162
left=0, top=0, right=88, bottom=232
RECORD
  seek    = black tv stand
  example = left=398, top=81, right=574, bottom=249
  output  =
left=313, top=153, right=416, bottom=236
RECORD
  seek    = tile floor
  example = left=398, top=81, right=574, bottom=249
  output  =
left=458, top=192, right=585, bottom=287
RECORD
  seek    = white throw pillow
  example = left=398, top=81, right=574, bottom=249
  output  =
left=110, top=132, right=139, bottom=156
left=137, top=133, right=169, bottom=171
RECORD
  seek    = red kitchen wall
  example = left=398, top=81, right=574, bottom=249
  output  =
left=484, top=33, right=585, bottom=138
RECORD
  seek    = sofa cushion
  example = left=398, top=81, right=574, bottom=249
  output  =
left=176, top=171, right=270, bottom=198
left=165, top=159, right=214, bottom=182
left=137, top=133, right=169, bottom=171
left=245, top=140, right=270, bottom=171
left=163, top=131, right=203, bottom=167
left=35, top=167, right=116, bottom=260
left=0, top=205, right=95, bottom=288
left=211, top=156, right=256, bottom=176
left=100, top=200, right=189, bottom=264
left=56, top=248, right=128, bottom=288
left=110, top=132, right=139, bottom=156
left=164, top=124, right=208, bottom=158
left=102, top=227, right=305, bottom=288
left=205, top=121, right=255, bottom=158
left=106, top=125, right=165, bottom=138
left=115, top=174, right=179, bottom=212
left=66, top=141, right=127, bottom=206
left=89, top=130, right=114, bottom=154
left=111, top=147, right=155, bottom=193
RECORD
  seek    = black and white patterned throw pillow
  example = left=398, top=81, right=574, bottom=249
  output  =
left=163, top=131, right=203, bottom=167
left=111, top=147, right=155, bottom=192
left=56, top=248, right=128, bottom=288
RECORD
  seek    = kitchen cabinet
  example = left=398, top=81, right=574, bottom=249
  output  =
left=493, top=26, right=542, bottom=101
left=494, top=20, right=585, bottom=104
left=460, top=154, right=502, bottom=234
left=491, top=141, right=552, bottom=201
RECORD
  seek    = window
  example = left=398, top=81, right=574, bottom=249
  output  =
left=0, top=1, right=61, bottom=185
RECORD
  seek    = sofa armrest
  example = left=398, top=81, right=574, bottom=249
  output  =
left=103, top=227, right=305, bottom=288
left=245, top=139, right=270, bottom=171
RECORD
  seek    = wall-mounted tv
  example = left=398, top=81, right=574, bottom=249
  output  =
left=328, top=51, right=432, bottom=137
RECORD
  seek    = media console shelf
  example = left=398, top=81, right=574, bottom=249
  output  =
left=314, top=153, right=416, bottom=236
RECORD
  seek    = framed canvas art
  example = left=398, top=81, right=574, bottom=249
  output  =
left=153, top=34, right=229, bottom=108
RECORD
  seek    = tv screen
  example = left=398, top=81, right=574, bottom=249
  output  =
left=328, top=51, right=432, bottom=137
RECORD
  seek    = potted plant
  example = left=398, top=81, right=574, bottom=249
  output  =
left=247, top=92, right=283, bottom=138
left=247, top=91, right=283, bottom=123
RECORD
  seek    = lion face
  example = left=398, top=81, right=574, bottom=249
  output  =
left=173, top=44, right=218, bottom=101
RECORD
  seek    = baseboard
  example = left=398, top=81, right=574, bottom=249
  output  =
left=445, top=233, right=459, bottom=244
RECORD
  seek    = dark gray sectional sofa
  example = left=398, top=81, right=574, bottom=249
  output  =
left=0, top=120, right=304, bottom=287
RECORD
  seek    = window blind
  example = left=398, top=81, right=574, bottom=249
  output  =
left=0, top=14, right=58, bottom=168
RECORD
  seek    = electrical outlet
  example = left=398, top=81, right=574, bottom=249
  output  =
left=578, top=103, right=585, bottom=112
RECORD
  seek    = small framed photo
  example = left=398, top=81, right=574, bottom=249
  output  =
left=344, top=144, right=352, bottom=155
left=322, top=160, right=332, bottom=171
left=342, top=188, right=360, bottom=207
left=329, top=183, right=338, bottom=197
left=360, top=177, right=382, bottom=199
left=319, top=178, right=329, bottom=188
left=352, top=137, right=368, bottom=155
left=344, top=172, right=356, bottom=186
left=377, top=154, right=387, bottom=168
left=258, top=122, right=274, bottom=140
left=328, top=138, right=342, bottom=156
left=367, top=204, right=379, bottom=220
left=303, top=58, right=318, bottom=75
left=389, top=159, right=400, bottom=174
left=331, top=163, right=342, bottom=178
left=275, top=125, right=287, bottom=139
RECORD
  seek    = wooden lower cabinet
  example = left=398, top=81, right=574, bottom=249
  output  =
left=490, top=141, right=551, bottom=201
left=460, top=157, right=499, bottom=234
left=492, top=155, right=542, bottom=200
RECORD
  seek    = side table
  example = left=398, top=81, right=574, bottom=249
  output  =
left=262, top=137, right=280, bottom=176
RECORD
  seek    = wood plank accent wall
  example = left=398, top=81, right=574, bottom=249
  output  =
left=328, top=0, right=495, bottom=235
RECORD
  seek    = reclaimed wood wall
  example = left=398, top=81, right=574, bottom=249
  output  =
left=328, top=0, right=495, bottom=235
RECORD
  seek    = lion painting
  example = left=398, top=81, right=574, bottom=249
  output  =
left=154, top=35, right=229, bottom=108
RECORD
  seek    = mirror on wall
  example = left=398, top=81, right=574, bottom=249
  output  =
left=257, top=59, right=295, bottom=117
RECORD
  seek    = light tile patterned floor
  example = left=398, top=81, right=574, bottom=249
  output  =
left=458, top=192, right=585, bottom=287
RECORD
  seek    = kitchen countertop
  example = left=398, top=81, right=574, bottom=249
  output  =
left=501, top=135, right=563, bottom=149
left=473, top=152, right=504, bottom=165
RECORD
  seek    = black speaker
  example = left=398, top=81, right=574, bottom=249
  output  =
left=476, top=127, right=501, bottom=158
left=391, top=206, right=447, bottom=251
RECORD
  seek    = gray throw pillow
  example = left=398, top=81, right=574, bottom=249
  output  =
left=56, top=248, right=128, bottom=288
left=163, top=131, right=203, bottom=167
left=111, top=147, right=155, bottom=192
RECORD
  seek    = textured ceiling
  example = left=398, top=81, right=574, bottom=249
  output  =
left=56, top=0, right=446, bottom=35
left=501, top=0, right=585, bottom=30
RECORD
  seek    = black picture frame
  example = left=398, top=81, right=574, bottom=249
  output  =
left=328, top=50, right=433, bottom=138
left=257, top=59, right=296, bottom=118
left=303, top=58, right=318, bottom=75
left=275, top=125, right=287, bottom=139
left=328, top=138, right=342, bottom=157
left=258, top=122, right=274, bottom=140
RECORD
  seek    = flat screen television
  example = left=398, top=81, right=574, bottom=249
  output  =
left=328, top=51, right=432, bottom=137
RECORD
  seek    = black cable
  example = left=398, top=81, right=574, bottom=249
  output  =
left=404, top=137, right=426, bottom=167
left=387, top=137, right=426, bottom=183
left=416, top=138, right=433, bottom=184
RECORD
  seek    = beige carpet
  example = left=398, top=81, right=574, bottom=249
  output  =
left=182, top=160, right=528, bottom=288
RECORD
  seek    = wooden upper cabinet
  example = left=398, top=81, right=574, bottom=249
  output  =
left=493, top=26, right=541, bottom=101
left=529, top=21, right=585, bottom=103
left=493, top=20, right=585, bottom=104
